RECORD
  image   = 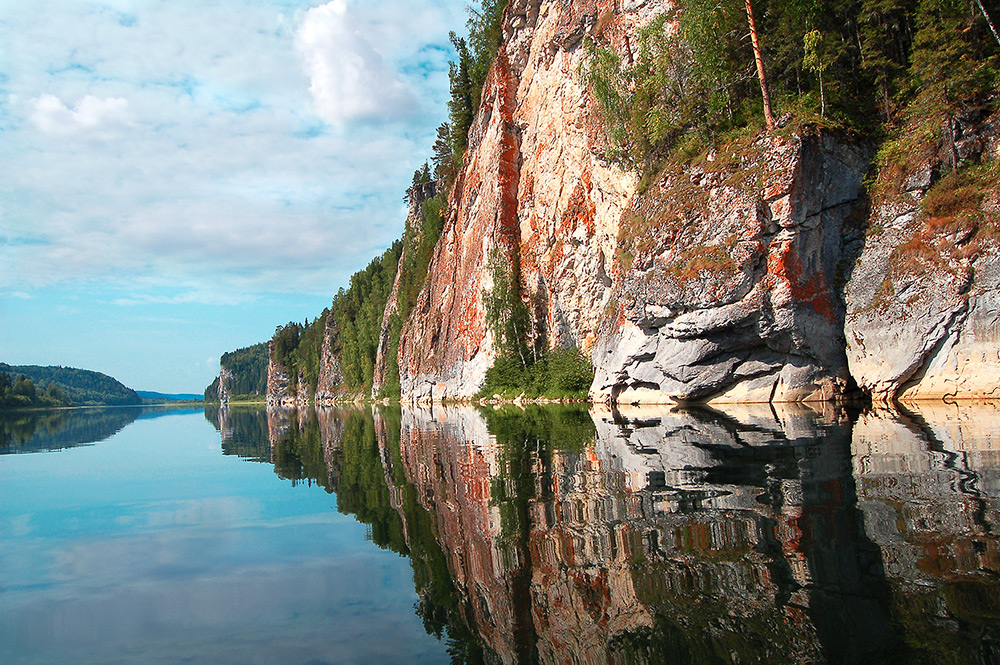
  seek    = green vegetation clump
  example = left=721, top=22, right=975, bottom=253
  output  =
left=221, top=343, right=268, bottom=397
left=332, top=243, right=402, bottom=394
left=478, top=347, right=593, bottom=400
left=480, top=245, right=594, bottom=400
left=0, top=373, right=68, bottom=409
left=582, top=0, right=999, bottom=179
left=483, top=246, right=533, bottom=365
left=0, top=363, right=142, bottom=409
left=272, top=243, right=402, bottom=399
left=379, top=191, right=447, bottom=398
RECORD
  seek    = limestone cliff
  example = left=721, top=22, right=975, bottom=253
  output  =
left=593, top=130, right=870, bottom=404
left=270, top=0, right=998, bottom=406
left=397, top=0, right=648, bottom=401
left=392, top=0, right=996, bottom=405
left=216, top=366, right=232, bottom=404
left=395, top=0, right=877, bottom=404
left=844, top=115, right=1000, bottom=403
left=314, top=315, right=348, bottom=404
left=266, top=341, right=307, bottom=408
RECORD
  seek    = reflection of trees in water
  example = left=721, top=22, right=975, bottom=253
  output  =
left=205, top=404, right=272, bottom=462
left=210, top=401, right=1000, bottom=665
left=0, top=406, right=181, bottom=454
left=221, top=404, right=485, bottom=661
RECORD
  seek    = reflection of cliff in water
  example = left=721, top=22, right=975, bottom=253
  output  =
left=204, top=404, right=272, bottom=462
left=258, top=404, right=484, bottom=658
left=1, top=406, right=192, bottom=454
left=853, top=402, right=1000, bottom=662
left=208, top=402, right=1000, bottom=664
left=394, top=404, right=889, bottom=664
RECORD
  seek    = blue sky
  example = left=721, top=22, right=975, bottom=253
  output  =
left=0, top=0, right=466, bottom=393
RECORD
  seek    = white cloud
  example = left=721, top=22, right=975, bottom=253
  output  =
left=0, top=0, right=465, bottom=302
left=296, top=0, right=417, bottom=125
left=31, top=94, right=132, bottom=136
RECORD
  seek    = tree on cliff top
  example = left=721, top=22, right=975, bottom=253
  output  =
left=444, top=0, right=510, bottom=173
left=744, top=0, right=777, bottom=129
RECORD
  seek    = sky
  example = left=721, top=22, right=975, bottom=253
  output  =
left=0, top=0, right=467, bottom=394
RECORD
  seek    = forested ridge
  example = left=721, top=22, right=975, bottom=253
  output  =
left=581, top=0, right=998, bottom=178
left=0, top=363, right=143, bottom=408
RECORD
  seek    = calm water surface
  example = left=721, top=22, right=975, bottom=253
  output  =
left=3, top=402, right=1000, bottom=664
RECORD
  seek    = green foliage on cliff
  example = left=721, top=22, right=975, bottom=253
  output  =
left=1, top=363, right=141, bottom=409
left=874, top=0, right=999, bottom=193
left=439, top=0, right=509, bottom=177
left=478, top=347, right=593, bottom=400
left=483, top=246, right=532, bottom=365
left=380, top=192, right=447, bottom=398
left=271, top=311, right=329, bottom=396
left=332, top=242, right=402, bottom=394
left=222, top=343, right=269, bottom=396
left=582, top=0, right=999, bottom=174
left=271, top=242, right=402, bottom=399
left=480, top=247, right=594, bottom=400
left=204, top=376, right=220, bottom=403
left=257, top=1, right=512, bottom=402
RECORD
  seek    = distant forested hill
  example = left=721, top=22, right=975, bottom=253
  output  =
left=137, top=391, right=203, bottom=402
left=0, top=364, right=142, bottom=408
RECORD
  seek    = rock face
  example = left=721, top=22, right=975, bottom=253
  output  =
left=593, top=130, right=869, bottom=404
left=397, top=0, right=649, bottom=401
left=266, top=341, right=306, bottom=407
left=314, top=316, right=348, bottom=404
left=844, top=116, right=1000, bottom=403
left=217, top=366, right=233, bottom=404
left=392, top=0, right=877, bottom=405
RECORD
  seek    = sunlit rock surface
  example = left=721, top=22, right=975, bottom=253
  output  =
left=592, top=133, right=869, bottom=405
left=844, top=117, right=1000, bottom=403
left=398, top=0, right=654, bottom=401
left=266, top=340, right=307, bottom=408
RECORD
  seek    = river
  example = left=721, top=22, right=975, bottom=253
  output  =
left=2, top=402, right=999, bottom=664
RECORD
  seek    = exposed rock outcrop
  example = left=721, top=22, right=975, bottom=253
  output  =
left=392, top=1, right=879, bottom=405
left=593, top=130, right=870, bottom=404
left=844, top=115, right=1000, bottom=403
left=314, top=316, right=348, bottom=404
left=366, top=2, right=998, bottom=406
left=217, top=366, right=232, bottom=404
left=266, top=341, right=307, bottom=407
left=397, top=0, right=650, bottom=401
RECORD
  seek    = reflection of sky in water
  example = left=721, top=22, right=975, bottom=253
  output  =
left=0, top=411, right=450, bottom=665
